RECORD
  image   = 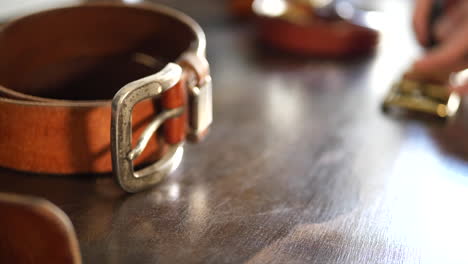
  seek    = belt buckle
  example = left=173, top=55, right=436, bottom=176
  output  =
left=111, top=63, right=184, bottom=193
left=111, top=61, right=213, bottom=192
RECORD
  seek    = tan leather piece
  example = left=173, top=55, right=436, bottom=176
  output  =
left=253, top=1, right=378, bottom=57
left=257, top=16, right=378, bottom=57
left=0, top=193, right=81, bottom=264
left=229, top=0, right=255, bottom=18
left=0, top=3, right=208, bottom=174
left=0, top=98, right=160, bottom=174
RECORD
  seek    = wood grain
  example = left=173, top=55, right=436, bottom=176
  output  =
left=2, top=0, right=468, bottom=263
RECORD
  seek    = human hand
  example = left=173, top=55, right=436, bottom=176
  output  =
left=412, top=0, right=468, bottom=92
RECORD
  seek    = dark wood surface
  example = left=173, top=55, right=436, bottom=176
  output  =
left=2, top=0, right=468, bottom=263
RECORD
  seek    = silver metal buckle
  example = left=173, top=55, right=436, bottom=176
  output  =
left=111, top=63, right=184, bottom=193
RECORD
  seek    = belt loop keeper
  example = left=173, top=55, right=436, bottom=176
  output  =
left=178, top=52, right=210, bottom=87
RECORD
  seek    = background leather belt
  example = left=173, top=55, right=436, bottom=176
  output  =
left=252, top=0, right=378, bottom=57
left=0, top=2, right=212, bottom=192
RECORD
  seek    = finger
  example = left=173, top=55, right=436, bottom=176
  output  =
left=451, top=82, right=468, bottom=93
left=444, top=0, right=463, bottom=10
left=413, top=0, right=434, bottom=46
left=413, top=20, right=468, bottom=73
left=450, top=68, right=468, bottom=93
left=434, top=1, right=468, bottom=41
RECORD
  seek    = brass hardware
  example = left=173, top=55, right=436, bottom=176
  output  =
left=382, top=77, right=461, bottom=119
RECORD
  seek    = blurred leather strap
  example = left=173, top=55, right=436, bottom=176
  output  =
left=253, top=1, right=378, bottom=57
left=229, top=0, right=255, bottom=18
left=0, top=193, right=81, bottom=264
left=0, top=2, right=210, bottom=174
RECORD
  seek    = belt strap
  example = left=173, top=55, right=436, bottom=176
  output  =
left=253, top=0, right=378, bottom=57
left=0, top=3, right=210, bottom=175
left=0, top=193, right=81, bottom=263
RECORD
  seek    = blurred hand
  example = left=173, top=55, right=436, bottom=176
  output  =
left=412, top=0, right=468, bottom=92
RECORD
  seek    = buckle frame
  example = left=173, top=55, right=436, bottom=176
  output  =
left=111, top=63, right=184, bottom=193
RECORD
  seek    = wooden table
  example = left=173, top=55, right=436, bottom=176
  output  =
left=2, top=0, right=468, bottom=263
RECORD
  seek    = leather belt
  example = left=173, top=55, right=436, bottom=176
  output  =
left=0, top=2, right=213, bottom=192
left=252, top=0, right=378, bottom=57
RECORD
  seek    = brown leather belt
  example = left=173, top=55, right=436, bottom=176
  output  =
left=0, top=2, right=212, bottom=192
left=252, top=0, right=378, bottom=57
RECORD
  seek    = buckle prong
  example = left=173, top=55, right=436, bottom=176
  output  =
left=127, top=107, right=184, bottom=161
left=134, top=142, right=184, bottom=179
